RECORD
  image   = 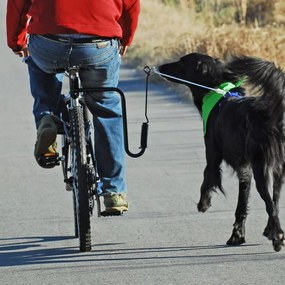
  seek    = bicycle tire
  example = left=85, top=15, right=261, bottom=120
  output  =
left=62, top=138, right=79, bottom=238
left=70, top=105, right=91, bottom=252
left=72, top=190, right=79, bottom=238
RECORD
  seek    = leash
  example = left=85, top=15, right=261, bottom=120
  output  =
left=143, top=66, right=226, bottom=95
left=143, top=66, right=244, bottom=137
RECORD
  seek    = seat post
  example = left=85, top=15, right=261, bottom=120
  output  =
left=68, top=66, right=80, bottom=99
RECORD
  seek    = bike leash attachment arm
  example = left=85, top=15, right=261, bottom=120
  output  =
left=75, top=86, right=149, bottom=158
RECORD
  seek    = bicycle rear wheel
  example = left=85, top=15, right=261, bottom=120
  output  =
left=70, top=105, right=91, bottom=252
left=63, top=138, right=79, bottom=238
left=72, top=190, right=79, bottom=238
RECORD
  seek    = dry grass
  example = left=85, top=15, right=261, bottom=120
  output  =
left=126, top=0, right=285, bottom=69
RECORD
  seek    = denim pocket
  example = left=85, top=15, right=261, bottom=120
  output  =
left=29, top=46, right=59, bottom=73
left=29, top=35, right=64, bottom=73
left=72, top=41, right=118, bottom=67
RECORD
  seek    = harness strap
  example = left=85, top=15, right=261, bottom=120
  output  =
left=202, top=81, right=243, bottom=136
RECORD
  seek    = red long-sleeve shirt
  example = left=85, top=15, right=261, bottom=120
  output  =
left=6, top=0, right=140, bottom=51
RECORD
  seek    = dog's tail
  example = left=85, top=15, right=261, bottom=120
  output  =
left=226, top=55, right=285, bottom=168
left=225, top=55, right=285, bottom=123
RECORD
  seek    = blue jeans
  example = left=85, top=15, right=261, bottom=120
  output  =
left=26, top=34, right=126, bottom=195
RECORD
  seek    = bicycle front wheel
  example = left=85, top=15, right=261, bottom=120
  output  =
left=70, top=105, right=91, bottom=252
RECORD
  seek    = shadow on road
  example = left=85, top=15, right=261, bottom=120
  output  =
left=1, top=235, right=283, bottom=269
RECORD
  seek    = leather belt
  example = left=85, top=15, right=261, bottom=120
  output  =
left=41, top=34, right=112, bottom=43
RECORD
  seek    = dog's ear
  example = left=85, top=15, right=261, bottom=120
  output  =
left=196, top=61, right=214, bottom=76
left=196, top=61, right=210, bottom=75
left=197, top=58, right=224, bottom=81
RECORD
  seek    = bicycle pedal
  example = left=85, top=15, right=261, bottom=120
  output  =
left=100, top=210, right=123, bottom=217
left=39, top=153, right=60, bottom=168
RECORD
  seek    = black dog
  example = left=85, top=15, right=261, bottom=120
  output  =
left=159, top=52, right=285, bottom=251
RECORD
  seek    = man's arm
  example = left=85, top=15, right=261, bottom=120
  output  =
left=6, top=0, right=32, bottom=51
left=119, top=0, right=140, bottom=54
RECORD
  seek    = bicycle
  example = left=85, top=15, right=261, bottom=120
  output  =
left=43, top=66, right=149, bottom=252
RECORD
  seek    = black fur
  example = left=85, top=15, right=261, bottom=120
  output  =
left=159, top=52, right=285, bottom=251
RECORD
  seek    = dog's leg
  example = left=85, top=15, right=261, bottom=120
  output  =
left=272, top=163, right=285, bottom=215
left=252, top=162, right=284, bottom=252
left=263, top=164, right=285, bottom=249
left=227, top=167, right=252, bottom=246
left=197, top=167, right=213, bottom=212
left=197, top=159, right=223, bottom=213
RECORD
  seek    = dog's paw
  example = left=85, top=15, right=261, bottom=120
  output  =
left=197, top=200, right=211, bottom=212
left=263, top=225, right=284, bottom=252
left=197, top=192, right=212, bottom=212
left=272, top=234, right=284, bottom=252
left=227, top=231, right=246, bottom=246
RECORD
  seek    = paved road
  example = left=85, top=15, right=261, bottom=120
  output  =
left=1, top=5, right=285, bottom=285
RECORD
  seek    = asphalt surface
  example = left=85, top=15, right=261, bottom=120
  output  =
left=1, top=4, right=285, bottom=285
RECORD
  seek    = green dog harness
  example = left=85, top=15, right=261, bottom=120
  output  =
left=202, top=80, right=244, bottom=136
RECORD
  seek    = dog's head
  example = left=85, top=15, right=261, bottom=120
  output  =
left=159, top=52, right=224, bottom=87
left=159, top=53, right=226, bottom=109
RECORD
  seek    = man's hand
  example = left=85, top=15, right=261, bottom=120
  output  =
left=119, top=46, right=128, bottom=56
left=13, top=46, right=29, bottom=58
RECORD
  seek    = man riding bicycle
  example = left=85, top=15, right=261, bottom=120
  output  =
left=6, top=0, right=140, bottom=213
